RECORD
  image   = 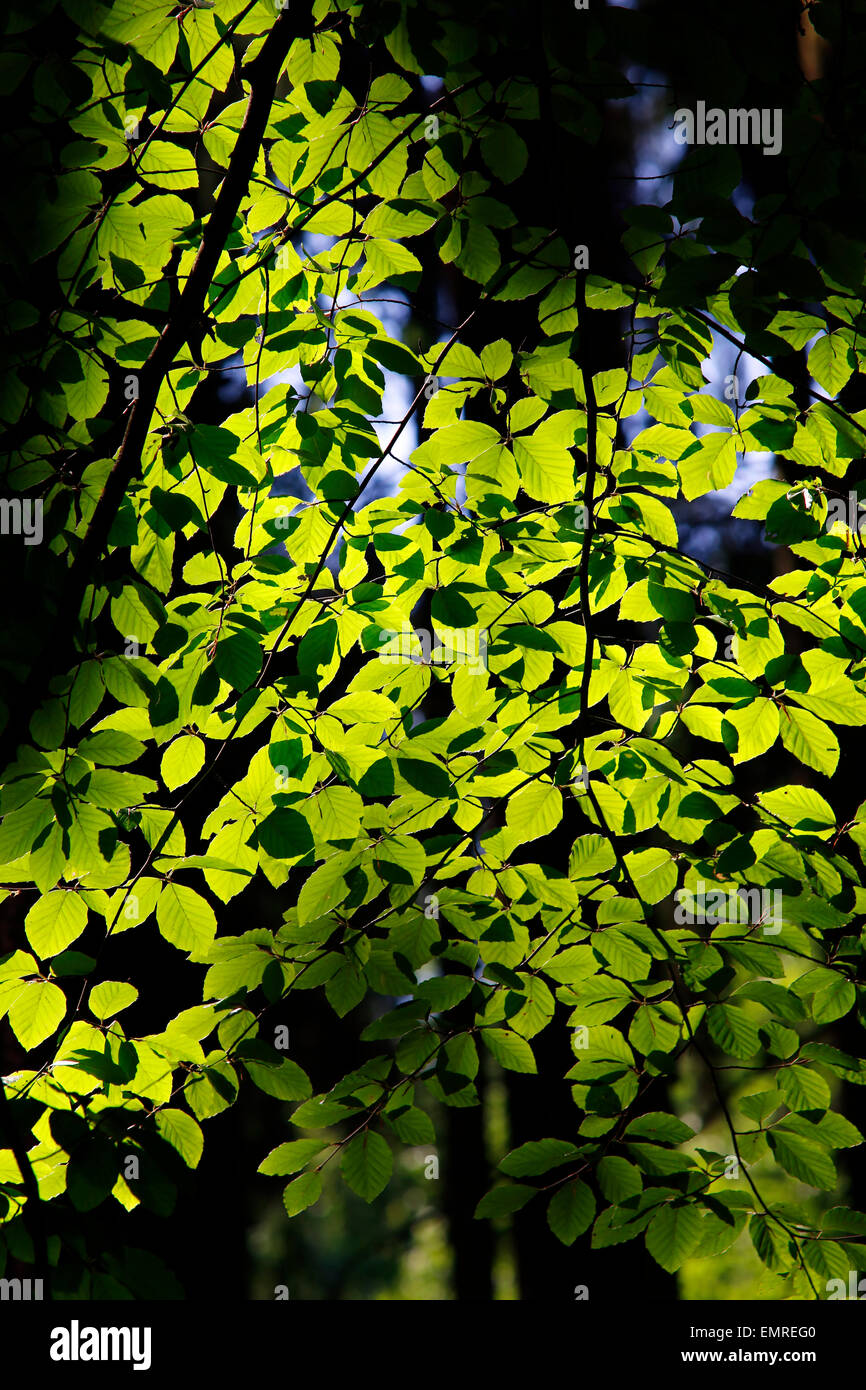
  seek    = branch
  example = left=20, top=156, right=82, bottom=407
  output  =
left=0, top=4, right=314, bottom=778
left=0, top=1074, right=50, bottom=1295
left=256, top=228, right=561, bottom=685
left=684, top=306, right=866, bottom=442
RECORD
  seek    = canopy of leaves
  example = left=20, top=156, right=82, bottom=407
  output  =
left=0, top=0, right=864, bottom=1302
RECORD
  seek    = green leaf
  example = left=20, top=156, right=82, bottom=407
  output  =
left=258, top=1140, right=326, bottom=1176
left=481, top=1027, right=537, bottom=1073
left=812, top=975, right=856, bottom=1024
left=597, top=1156, right=643, bottom=1202
left=480, top=125, right=528, bottom=183
left=244, top=1057, right=312, bottom=1102
left=297, top=856, right=350, bottom=923
left=628, top=1003, right=680, bottom=1053
left=513, top=415, right=578, bottom=502
left=326, top=960, right=367, bottom=1017
left=396, top=756, right=452, bottom=799
left=624, top=1113, right=695, bottom=1144
left=290, top=1096, right=354, bottom=1130
left=759, top=785, right=835, bottom=836
left=156, top=883, right=217, bottom=955
left=505, top=781, right=562, bottom=842
left=316, top=787, right=365, bottom=841
left=779, top=706, right=839, bottom=776
left=25, top=891, right=87, bottom=959
left=598, top=931, right=652, bottom=983
left=455, top=221, right=500, bottom=284
left=500, top=1139, right=580, bottom=1177
left=8, top=979, right=66, bottom=1050
left=89, top=981, right=138, bottom=1020
left=214, top=630, right=261, bottom=690
left=283, top=1170, right=322, bottom=1217
left=384, top=1105, right=435, bottom=1144
left=569, top=835, right=616, bottom=878
left=749, top=1212, right=788, bottom=1270
left=340, top=1131, right=393, bottom=1203
left=155, top=1108, right=204, bottom=1168
left=767, top=1129, right=837, bottom=1189
left=286, top=34, right=340, bottom=84
left=778, top=1065, right=832, bottom=1113
left=258, top=808, right=315, bottom=860
left=546, top=1181, right=596, bottom=1245
left=707, top=1003, right=761, bottom=1060
left=431, top=585, right=478, bottom=627
left=808, top=333, right=855, bottom=395
left=297, top=620, right=337, bottom=677
left=480, top=339, right=513, bottom=379
left=625, top=1143, right=696, bottom=1177
left=161, top=735, right=206, bottom=791
left=475, top=1183, right=535, bottom=1218
left=645, top=1203, right=704, bottom=1271
left=725, top=699, right=779, bottom=764
left=679, top=433, right=737, bottom=500
left=802, top=1238, right=851, bottom=1282
left=79, top=730, right=147, bottom=766
left=623, top=847, right=677, bottom=904
left=328, top=692, right=398, bottom=724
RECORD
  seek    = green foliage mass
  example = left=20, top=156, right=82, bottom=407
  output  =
left=0, top=0, right=865, bottom=1299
